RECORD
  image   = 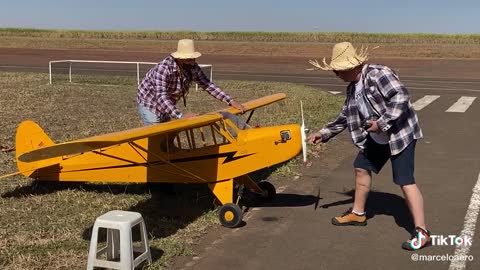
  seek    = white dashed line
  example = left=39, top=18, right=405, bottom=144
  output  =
left=446, top=96, right=477, bottom=113
left=412, top=95, right=440, bottom=111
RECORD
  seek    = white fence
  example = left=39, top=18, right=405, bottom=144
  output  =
left=48, top=60, right=213, bottom=89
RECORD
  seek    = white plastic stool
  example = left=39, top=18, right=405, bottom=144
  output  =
left=87, top=210, right=152, bottom=270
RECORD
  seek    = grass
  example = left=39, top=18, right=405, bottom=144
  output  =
left=1, top=28, right=479, bottom=44
left=0, top=71, right=343, bottom=269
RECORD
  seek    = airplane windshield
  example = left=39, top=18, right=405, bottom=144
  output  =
left=219, top=111, right=251, bottom=139
left=219, top=112, right=251, bottom=130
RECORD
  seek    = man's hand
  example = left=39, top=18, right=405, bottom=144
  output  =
left=366, top=120, right=380, bottom=133
left=182, top=112, right=198, bottom=119
left=229, top=100, right=246, bottom=114
left=307, top=131, right=322, bottom=145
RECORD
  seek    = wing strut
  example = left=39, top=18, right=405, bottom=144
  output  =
left=246, top=110, right=255, bottom=124
left=0, top=170, right=32, bottom=180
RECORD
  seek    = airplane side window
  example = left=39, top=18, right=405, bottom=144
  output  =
left=172, top=123, right=231, bottom=150
left=211, top=122, right=229, bottom=144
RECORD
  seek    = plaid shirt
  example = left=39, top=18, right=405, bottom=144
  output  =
left=137, top=56, right=232, bottom=119
left=320, top=64, right=423, bottom=155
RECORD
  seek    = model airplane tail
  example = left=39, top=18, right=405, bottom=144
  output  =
left=15, top=120, right=61, bottom=177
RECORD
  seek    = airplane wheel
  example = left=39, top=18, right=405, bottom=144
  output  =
left=218, top=203, right=243, bottom=228
left=258, top=181, right=276, bottom=201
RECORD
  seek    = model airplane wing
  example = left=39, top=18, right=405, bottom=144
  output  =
left=219, top=93, right=286, bottom=114
left=17, top=93, right=287, bottom=163
left=17, top=114, right=222, bottom=162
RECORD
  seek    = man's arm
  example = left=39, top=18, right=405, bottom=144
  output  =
left=373, top=68, right=411, bottom=132
left=308, top=100, right=348, bottom=144
left=192, top=65, right=232, bottom=103
left=192, top=65, right=245, bottom=112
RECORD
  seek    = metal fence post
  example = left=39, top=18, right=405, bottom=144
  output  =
left=49, top=61, right=52, bottom=84
left=69, top=62, right=72, bottom=83
left=137, top=63, right=140, bottom=85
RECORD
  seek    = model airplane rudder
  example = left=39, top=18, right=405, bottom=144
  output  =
left=15, top=120, right=60, bottom=176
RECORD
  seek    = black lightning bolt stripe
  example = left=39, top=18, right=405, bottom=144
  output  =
left=170, top=151, right=255, bottom=164
left=62, top=151, right=256, bottom=172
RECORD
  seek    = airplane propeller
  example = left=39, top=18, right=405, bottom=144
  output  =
left=300, top=101, right=309, bottom=163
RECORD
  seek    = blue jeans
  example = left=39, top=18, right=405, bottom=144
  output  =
left=137, top=104, right=170, bottom=126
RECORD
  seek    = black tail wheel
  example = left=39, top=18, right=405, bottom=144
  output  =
left=257, top=181, right=276, bottom=201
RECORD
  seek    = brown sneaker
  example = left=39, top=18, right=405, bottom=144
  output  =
left=402, top=226, right=431, bottom=251
left=332, top=208, right=367, bottom=226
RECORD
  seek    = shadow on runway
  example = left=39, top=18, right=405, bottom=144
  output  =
left=319, top=189, right=414, bottom=233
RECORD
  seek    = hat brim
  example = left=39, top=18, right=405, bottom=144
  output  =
left=171, top=52, right=202, bottom=59
left=329, top=60, right=364, bottom=71
left=309, top=57, right=365, bottom=71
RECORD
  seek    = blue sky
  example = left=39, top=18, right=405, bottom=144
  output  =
left=0, top=0, right=478, bottom=34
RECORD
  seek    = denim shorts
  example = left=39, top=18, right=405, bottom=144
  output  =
left=137, top=104, right=170, bottom=125
left=353, top=136, right=417, bottom=186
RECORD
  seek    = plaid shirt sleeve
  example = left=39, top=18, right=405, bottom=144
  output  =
left=153, top=65, right=183, bottom=119
left=372, top=68, right=411, bottom=132
left=320, top=99, right=348, bottom=142
left=192, top=65, right=233, bottom=105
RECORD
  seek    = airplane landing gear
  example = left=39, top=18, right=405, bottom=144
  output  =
left=218, top=203, right=243, bottom=228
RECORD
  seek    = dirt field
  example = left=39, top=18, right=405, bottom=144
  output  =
left=2, top=39, right=480, bottom=80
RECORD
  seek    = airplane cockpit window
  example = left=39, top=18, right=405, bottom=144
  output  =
left=171, top=122, right=230, bottom=151
left=164, top=112, right=250, bottom=151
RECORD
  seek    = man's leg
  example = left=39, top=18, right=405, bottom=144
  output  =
left=401, top=183, right=430, bottom=250
left=401, top=184, right=426, bottom=230
left=391, top=140, right=430, bottom=250
left=391, top=140, right=427, bottom=230
left=331, top=168, right=370, bottom=226
left=332, top=137, right=389, bottom=226
left=138, top=104, right=160, bottom=126
left=353, top=168, right=372, bottom=213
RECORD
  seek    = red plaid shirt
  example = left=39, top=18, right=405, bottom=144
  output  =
left=137, top=56, right=232, bottom=119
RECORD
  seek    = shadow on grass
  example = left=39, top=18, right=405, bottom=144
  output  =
left=2, top=181, right=215, bottom=264
left=0, top=164, right=309, bottom=263
left=1, top=161, right=288, bottom=198
left=319, top=189, right=414, bottom=233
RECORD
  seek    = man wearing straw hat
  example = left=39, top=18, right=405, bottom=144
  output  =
left=137, top=39, right=245, bottom=125
left=307, top=42, right=430, bottom=250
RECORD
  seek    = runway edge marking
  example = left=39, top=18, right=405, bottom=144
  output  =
left=449, top=171, right=480, bottom=270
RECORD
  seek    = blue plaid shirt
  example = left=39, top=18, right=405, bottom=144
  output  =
left=137, top=56, right=232, bottom=119
left=319, top=64, right=423, bottom=155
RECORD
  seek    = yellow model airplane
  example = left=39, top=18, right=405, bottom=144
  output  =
left=7, top=93, right=306, bottom=228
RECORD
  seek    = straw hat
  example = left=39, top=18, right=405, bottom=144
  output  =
left=171, top=39, right=202, bottom=59
left=308, top=42, right=375, bottom=71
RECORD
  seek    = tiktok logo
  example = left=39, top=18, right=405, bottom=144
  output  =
left=410, top=232, right=472, bottom=250
left=410, top=231, right=427, bottom=250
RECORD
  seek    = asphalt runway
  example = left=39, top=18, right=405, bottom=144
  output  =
left=1, top=48, right=479, bottom=269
